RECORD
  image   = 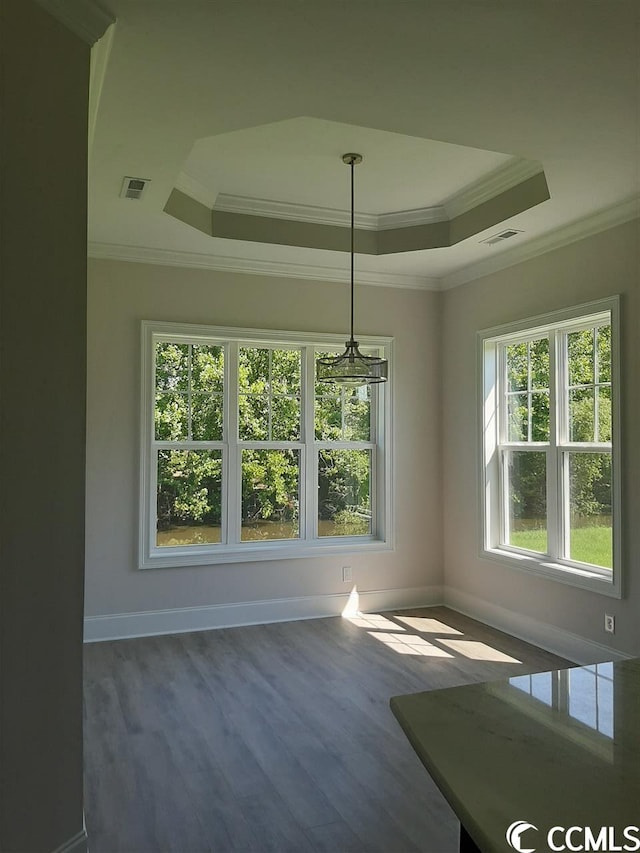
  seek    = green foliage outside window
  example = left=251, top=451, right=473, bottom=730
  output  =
left=315, top=360, right=371, bottom=442
left=155, top=343, right=224, bottom=543
left=155, top=343, right=375, bottom=544
left=239, top=347, right=301, bottom=441
left=318, top=449, right=371, bottom=536
left=156, top=449, right=222, bottom=543
left=155, top=343, right=224, bottom=441
left=505, top=326, right=612, bottom=567
left=241, top=449, right=300, bottom=538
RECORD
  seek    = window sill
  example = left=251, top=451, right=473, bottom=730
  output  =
left=481, top=546, right=621, bottom=599
left=140, top=537, right=393, bottom=570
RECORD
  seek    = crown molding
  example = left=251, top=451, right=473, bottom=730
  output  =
left=87, top=242, right=439, bottom=290
left=440, top=194, right=640, bottom=290
left=444, top=158, right=543, bottom=219
left=89, top=196, right=638, bottom=294
left=377, top=205, right=447, bottom=230
left=214, top=193, right=381, bottom=230
left=35, top=0, right=114, bottom=45
left=214, top=193, right=447, bottom=230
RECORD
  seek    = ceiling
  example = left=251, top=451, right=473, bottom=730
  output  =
left=179, top=118, right=516, bottom=212
left=89, top=0, right=639, bottom=290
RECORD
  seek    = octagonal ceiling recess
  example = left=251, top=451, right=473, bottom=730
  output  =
left=165, top=118, right=549, bottom=255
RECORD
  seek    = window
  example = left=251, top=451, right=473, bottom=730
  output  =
left=480, top=298, right=621, bottom=597
left=140, top=322, right=392, bottom=567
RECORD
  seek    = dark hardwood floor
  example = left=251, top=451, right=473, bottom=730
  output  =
left=84, top=606, right=570, bottom=853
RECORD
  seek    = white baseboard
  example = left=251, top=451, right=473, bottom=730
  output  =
left=84, top=585, right=443, bottom=642
left=51, top=829, right=87, bottom=853
left=444, top=586, right=632, bottom=665
left=84, top=583, right=632, bottom=663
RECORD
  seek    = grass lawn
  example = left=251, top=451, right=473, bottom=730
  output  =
left=510, top=525, right=612, bottom=569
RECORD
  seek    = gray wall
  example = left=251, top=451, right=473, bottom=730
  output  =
left=85, top=260, right=443, bottom=620
left=442, top=219, right=640, bottom=657
left=0, top=1, right=88, bottom=850
left=86, top=221, right=640, bottom=661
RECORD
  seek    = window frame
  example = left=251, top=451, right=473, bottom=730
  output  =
left=140, top=320, right=393, bottom=569
left=478, top=297, right=622, bottom=598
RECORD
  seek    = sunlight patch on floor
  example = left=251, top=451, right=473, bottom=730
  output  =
left=342, top=608, right=526, bottom=666
left=438, top=639, right=521, bottom=663
left=368, top=632, right=454, bottom=657
left=347, top=614, right=406, bottom=631
left=393, top=616, right=463, bottom=635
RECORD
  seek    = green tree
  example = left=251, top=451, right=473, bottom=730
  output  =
left=155, top=343, right=224, bottom=536
left=157, top=449, right=222, bottom=530
left=154, top=343, right=374, bottom=539
left=567, top=327, right=612, bottom=518
left=241, top=449, right=299, bottom=525
left=505, top=327, right=612, bottom=525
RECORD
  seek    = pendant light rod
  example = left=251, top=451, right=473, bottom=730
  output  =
left=342, top=152, right=362, bottom=345
left=349, top=154, right=355, bottom=343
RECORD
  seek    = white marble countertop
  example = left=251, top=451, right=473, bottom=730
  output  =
left=391, top=658, right=640, bottom=853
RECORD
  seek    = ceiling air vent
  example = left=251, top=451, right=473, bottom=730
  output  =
left=120, top=176, right=150, bottom=200
left=481, top=229, right=523, bottom=246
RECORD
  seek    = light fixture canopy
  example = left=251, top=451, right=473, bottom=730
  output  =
left=316, top=154, right=388, bottom=387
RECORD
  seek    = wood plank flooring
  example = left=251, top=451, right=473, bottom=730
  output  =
left=83, top=606, right=570, bottom=853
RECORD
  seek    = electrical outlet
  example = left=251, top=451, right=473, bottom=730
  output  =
left=342, top=566, right=352, bottom=583
left=604, top=614, right=615, bottom=634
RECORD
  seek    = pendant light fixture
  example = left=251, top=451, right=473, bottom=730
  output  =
left=316, top=154, right=388, bottom=387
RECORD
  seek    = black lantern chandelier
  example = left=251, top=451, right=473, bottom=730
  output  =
left=316, top=154, right=388, bottom=387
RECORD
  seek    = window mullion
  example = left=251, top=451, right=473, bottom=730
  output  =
left=527, top=341, right=532, bottom=443
left=187, top=343, right=193, bottom=440
left=559, top=330, right=569, bottom=560
left=546, top=331, right=560, bottom=560
left=370, top=444, right=377, bottom=539
left=315, top=440, right=375, bottom=451
left=149, top=446, right=159, bottom=559
left=147, top=335, right=163, bottom=559
left=374, top=380, right=385, bottom=538
left=553, top=446, right=568, bottom=562
left=485, top=341, right=501, bottom=549
left=593, top=327, right=599, bottom=441
left=227, top=341, right=239, bottom=545
left=268, top=348, right=273, bottom=440
left=498, top=344, right=509, bottom=546
left=500, top=447, right=510, bottom=546
left=304, top=347, right=316, bottom=540
left=499, top=344, right=507, bottom=444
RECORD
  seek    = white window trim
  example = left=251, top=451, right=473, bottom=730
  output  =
left=139, top=320, right=394, bottom=569
left=477, top=297, right=622, bottom=598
